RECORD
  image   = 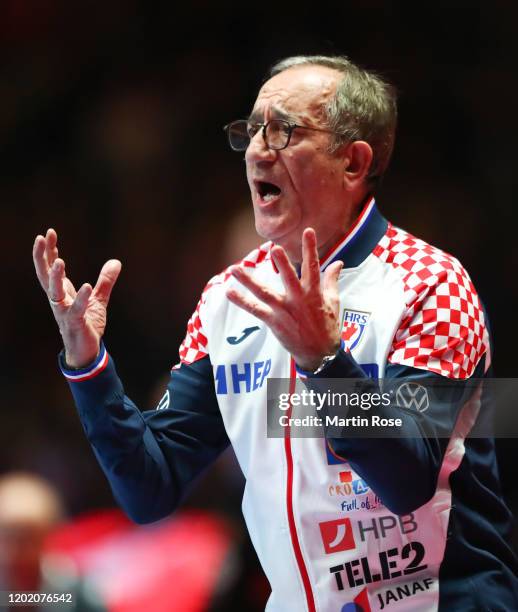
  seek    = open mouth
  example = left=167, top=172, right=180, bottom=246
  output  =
left=256, top=181, right=281, bottom=202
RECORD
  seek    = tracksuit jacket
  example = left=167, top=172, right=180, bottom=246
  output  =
left=60, top=198, right=518, bottom=611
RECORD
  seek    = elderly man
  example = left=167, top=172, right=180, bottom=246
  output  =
left=34, top=56, right=517, bottom=611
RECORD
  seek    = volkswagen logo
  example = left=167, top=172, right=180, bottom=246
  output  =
left=395, top=382, right=429, bottom=413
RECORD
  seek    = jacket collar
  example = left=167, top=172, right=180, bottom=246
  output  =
left=319, top=196, right=387, bottom=270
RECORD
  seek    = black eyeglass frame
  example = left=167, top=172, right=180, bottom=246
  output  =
left=223, top=119, right=348, bottom=152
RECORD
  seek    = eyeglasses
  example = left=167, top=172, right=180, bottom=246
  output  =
left=223, top=119, right=346, bottom=152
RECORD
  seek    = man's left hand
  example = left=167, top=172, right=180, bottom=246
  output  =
left=226, top=228, right=343, bottom=372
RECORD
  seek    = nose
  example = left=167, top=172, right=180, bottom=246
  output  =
left=245, top=127, right=277, bottom=164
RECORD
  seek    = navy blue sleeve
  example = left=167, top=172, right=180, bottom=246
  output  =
left=61, top=350, right=229, bottom=524
left=304, top=349, right=485, bottom=516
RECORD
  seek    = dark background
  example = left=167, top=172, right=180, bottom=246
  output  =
left=1, top=0, right=517, bottom=566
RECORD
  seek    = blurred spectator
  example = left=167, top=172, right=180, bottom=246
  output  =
left=0, top=472, right=64, bottom=596
left=0, top=470, right=267, bottom=611
left=42, top=508, right=240, bottom=612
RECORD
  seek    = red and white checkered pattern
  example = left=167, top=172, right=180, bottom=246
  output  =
left=175, top=242, right=273, bottom=368
left=373, top=224, right=488, bottom=379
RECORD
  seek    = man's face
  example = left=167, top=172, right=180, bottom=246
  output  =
left=245, top=65, right=350, bottom=261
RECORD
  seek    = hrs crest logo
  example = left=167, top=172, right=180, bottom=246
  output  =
left=341, top=309, right=371, bottom=351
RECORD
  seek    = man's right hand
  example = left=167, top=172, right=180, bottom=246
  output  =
left=33, top=228, right=122, bottom=368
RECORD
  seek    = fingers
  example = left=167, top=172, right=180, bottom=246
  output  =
left=45, top=228, right=59, bottom=268
left=226, top=288, right=273, bottom=324
left=34, top=229, right=119, bottom=311
left=231, top=265, right=283, bottom=309
left=92, top=259, right=122, bottom=307
left=69, top=283, right=93, bottom=318
left=322, top=260, right=343, bottom=316
left=33, top=234, right=50, bottom=290
left=226, top=230, right=343, bottom=366
left=271, top=246, right=303, bottom=297
left=322, top=260, right=344, bottom=294
left=33, top=228, right=59, bottom=291
left=301, top=228, right=321, bottom=292
left=48, top=258, right=68, bottom=304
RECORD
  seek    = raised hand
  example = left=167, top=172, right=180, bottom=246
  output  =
left=226, top=228, right=343, bottom=372
left=33, top=228, right=121, bottom=368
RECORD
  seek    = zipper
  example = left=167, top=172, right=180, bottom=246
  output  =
left=284, top=357, right=316, bottom=612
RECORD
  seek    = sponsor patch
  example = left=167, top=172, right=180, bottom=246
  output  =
left=329, top=541, right=428, bottom=590
left=319, top=517, right=356, bottom=554
left=376, top=578, right=434, bottom=610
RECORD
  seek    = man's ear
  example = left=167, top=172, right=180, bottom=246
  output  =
left=342, top=141, right=373, bottom=190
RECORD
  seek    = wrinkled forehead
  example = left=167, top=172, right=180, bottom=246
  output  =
left=250, top=65, right=340, bottom=122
